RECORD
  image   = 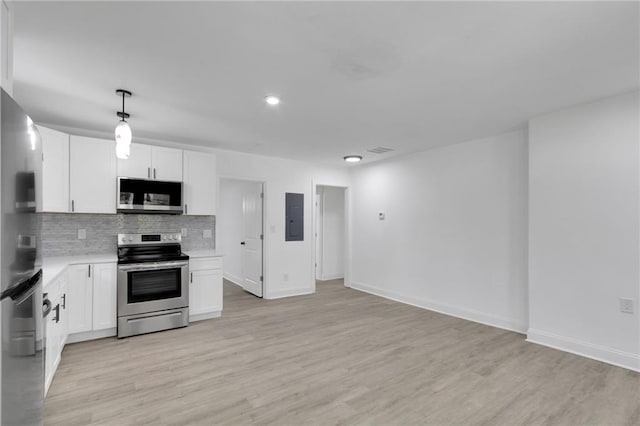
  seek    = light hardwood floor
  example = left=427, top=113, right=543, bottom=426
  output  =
left=45, top=280, right=639, bottom=425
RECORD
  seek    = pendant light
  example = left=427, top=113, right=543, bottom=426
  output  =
left=115, top=89, right=132, bottom=159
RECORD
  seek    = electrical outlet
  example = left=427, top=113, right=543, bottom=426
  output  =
left=283, top=273, right=289, bottom=282
left=181, top=228, right=188, bottom=237
left=620, top=298, right=634, bottom=314
left=203, top=229, right=212, bottom=239
left=77, top=229, right=86, bottom=240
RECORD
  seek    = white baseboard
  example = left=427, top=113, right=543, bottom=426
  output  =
left=267, top=287, right=313, bottom=299
left=190, top=311, right=222, bottom=322
left=223, top=272, right=243, bottom=287
left=527, top=328, right=640, bottom=372
left=349, top=281, right=527, bottom=334
left=319, top=273, right=345, bottom=281
left=67, top=328, right=116, bottom=344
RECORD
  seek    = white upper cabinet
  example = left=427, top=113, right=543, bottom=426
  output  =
left=117, top=144, right=182, bottom=181
left=38, top=125, right=70, bottom=212
left=151, top=146, right=183, bottom=181
left=69, top=136, right=117, bottom=213
left=183, top=151, right=216, bottom=215
left=117, top=143, right=152, bottom=179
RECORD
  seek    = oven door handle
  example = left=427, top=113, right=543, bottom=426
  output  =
left=118, top=261, right=189, bottom=272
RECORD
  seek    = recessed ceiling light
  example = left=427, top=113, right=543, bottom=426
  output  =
left=265, top=95, right=280, bottom=106
left=344, top=155, right=363, bottom=163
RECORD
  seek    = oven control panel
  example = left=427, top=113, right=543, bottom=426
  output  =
left=118, top=232, right=182, bottom=246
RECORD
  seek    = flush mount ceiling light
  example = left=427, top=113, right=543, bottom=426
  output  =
left=265, top=95, right=280, bottom=106
left=344, top=155, right=363, bottom=163
left=115, top=89, right=132, bottom=159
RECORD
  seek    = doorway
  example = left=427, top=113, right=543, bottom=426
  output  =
left=314, top=185, right=347, bottom=285
left=218, top=178, right=264, bottom=298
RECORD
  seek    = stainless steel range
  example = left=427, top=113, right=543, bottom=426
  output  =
left=117, top=233, right=189, bottom=338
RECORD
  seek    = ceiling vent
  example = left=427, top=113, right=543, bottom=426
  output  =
left=367, top=146, right=394, bottom=154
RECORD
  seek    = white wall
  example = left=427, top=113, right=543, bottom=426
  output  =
left=317, top=186, right=345, bottom=280
left=350, top=130, right=529, bottom=332
left=218, top=179, right=262, bottom=286
left=215, top=150, right=350, bottom=299
left=528, top=91, right=640, bottom=371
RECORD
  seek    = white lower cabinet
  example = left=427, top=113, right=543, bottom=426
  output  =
left=45, top=273, right=68, bottom=395
left=66, top=264, right=93, bottom=334
left=92, top=263, right=117, bottom=330
left=189, top=257, right=223, bottom=321
left=66, top=262, right=117, bottom=339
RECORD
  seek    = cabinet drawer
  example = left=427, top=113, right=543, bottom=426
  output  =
left=189, top=257, right=222, bottom=271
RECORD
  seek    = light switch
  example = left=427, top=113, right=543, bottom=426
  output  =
left=378, top=211, right=385, bottom=220
left=77, top=229, right=86, bottom=240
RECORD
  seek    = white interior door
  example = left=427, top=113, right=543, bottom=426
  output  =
left=241, top=184, right=263, bottom=297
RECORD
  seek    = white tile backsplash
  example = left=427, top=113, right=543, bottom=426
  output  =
left=38, top=213, right=215, bottom=257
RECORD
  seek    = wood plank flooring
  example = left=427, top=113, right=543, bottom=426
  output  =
left=45, top=280, right=640, bottom=425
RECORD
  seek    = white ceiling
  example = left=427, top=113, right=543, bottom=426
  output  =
left=13, top=1, right=640, bottom=166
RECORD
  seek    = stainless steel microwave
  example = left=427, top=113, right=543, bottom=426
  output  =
left=117, top=177, right=183, bottom=214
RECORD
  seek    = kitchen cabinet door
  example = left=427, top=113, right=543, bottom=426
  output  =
left=92, top=263, right=117, bottom=331
left=189, top=268, right=222, bottom=316
left=66, top=264, right=93, bottom=334
left=151, top=146, right=182, bottom=181
left=38, top=125, right=70, bottom=212
left=45, top=292, right=61, bottom=395
left=117, top=143, right=152, bottom=179
left=183, top=151, right=216, bottom=215
left=58, top=274, right=69, bottom=346
left=69, top=136, right=117, bottom=213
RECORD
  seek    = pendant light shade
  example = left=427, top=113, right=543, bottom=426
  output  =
left=115, top=121, right=131, bottom=159
left=115, top=89, right=132, bottom=159
left=115, top=120, right=132, bottom=158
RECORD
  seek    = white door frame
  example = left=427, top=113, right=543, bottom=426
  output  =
left=315, top=191, right=323, bottom=280
left=217, top=175, right=267, bottom=298
left=311, top=181, right=350, bottom=294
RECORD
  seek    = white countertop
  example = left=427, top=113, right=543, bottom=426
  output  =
left=42, top=254, right=117, bottom=288
left=42, top=251, right=222, bottom=288
left=184, top=250, right=224, bottom=259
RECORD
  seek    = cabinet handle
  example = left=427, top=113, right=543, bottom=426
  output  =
left=88, top=265, right=91, bottom=278
left=190, top=272, right=193, bottom=283
left=71, top=200, right=74, bottom=212
left=53, top=304, right=60, bottom=323
left=62, top=294, right=66, bottom=309
left=185, top=204, right=188, bottom=215
left=148, top=167, right=151, bottom=178
left=154, top=168, right=156, bottom=179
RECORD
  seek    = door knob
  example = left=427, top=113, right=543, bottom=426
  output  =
left=240, top=241, right=245, bottom=245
